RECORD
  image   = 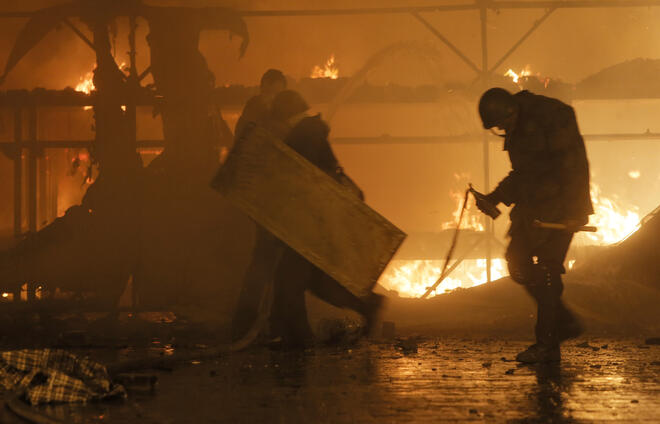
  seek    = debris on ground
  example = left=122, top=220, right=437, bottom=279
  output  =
left=381, top=321, right=396, bottom=340
left=317, top=318, right=362, bottom=345
left=114, top=373, right=158, bottom=393
left=394, top=338, right=418, bottom=354
left=0, top=349, right=126, bottom=405
left=576, top=341, right=600, bottom=351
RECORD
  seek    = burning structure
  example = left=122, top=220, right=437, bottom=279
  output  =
left=0, top=1, right=659, bottom=422
left=0, top=1, right=658, bottom=323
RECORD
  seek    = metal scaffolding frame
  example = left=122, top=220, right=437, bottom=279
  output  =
left=3, top=0, right=660, bottom=287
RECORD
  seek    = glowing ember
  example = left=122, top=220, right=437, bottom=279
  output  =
left=580, top=182, right=640, bottom=245
left=378, top=259, right=506, bottom=298
left=628, top=170, right=641, bottom=179
left=311, top=54, right=339, bottom=79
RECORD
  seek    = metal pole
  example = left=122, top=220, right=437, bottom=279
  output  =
left=26, top=104, right=38, bottom=302
left=411, top=12, right=482, bottom=75
left=5, top=1, right=660, bottom=19
left=27, top=105, right=37, bottom=234
left=63, top=18, right=96, bottom=51
left=12, top=107, right=23, bottom=302
left=13, top=108, right=22, bottom=239
left=480, top=4, right=492, bottom=284
left=127, top=15, right=138, bottom=143
left=488, top=8, right=556, bottom=74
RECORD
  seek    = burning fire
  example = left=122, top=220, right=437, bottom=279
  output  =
left=441, top=188, right=484, bottom=232
left=378, top=177, right=504, bottom=298
left=378, top=259, right=506, bottom=298
left=380, top=179, right=642, bottom=298
left=311, top=54, right=339, bottom=79
left=579, top=182, right=640, bottom=245
left=504, top=67, right=532, bottom=84
left=74, top=60, right=127, bottom=103
left=504, top=66, right=550, bottom=89
left=75, top=70, right=95, bottom=95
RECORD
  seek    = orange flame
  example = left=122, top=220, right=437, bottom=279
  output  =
left=311, top=54, right=339, bottom=79
left=504, top=67, right=531, bottom=84
left=504, top=66, right=550, bottom=88
left=381, top=179, right=641, bottom=297
left=579, top=182, right=640, bottom=245
left=441, top=189, right=484, bottom=232
left=378, top=259, right=506, bottom=298
left=75, top=71, right=95, bottom=95
left=74, top=61, right=127, bottom=96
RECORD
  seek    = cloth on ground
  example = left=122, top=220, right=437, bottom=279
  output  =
left=0, top=349, right=125, bottom=405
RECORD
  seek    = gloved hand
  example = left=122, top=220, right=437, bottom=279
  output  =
left=472, top=190, right=501, bottom=219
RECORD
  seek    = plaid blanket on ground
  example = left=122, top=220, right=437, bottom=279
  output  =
left=0, top=349, right=126, bottom=405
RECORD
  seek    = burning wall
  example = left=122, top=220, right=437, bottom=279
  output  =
left=3, top=45, right=660, bottom=305
left=3, top=90, right=656, bottom=301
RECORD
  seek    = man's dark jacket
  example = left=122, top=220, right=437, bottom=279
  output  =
left=491, top=91, right=593, bottom=225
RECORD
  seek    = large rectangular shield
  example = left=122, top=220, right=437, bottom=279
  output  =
left=212, top=127, right=406, bottom=297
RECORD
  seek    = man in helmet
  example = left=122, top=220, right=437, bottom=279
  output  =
left=265, top=89, right=380, bottom=347
left=234, top=69, right=287, bottom=143
left=475, top=87, right=593, bottom=363
left=231, top=89, right=381, bottom=347
left=231, top=69, right=288, bottom=341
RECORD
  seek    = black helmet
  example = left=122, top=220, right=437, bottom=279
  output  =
left=260, top=69, right=287, bottom=89
left=478, top=87, right=516, bottom=129
left=271, top=90, right=309, bottom=122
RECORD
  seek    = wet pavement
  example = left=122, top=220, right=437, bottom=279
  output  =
left=1, top=338, right=659, bottom=423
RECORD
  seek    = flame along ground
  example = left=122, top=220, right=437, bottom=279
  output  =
left=379, top=181, right=643, bottom=298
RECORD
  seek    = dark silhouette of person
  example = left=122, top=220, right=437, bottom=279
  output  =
left=230, top=69, right=288, bottom=341
left=233, top=69, right=287, bottom=143
left=265, top=90, right=382, bottom=347
left=475, top=88, right=593, bottom=363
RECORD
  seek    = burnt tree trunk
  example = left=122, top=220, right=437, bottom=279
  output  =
left=1, top=15, right=143, bottom=305
left=135, top=10, right=254, bottom=327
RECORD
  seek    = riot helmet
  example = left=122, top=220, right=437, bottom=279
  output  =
left=478, top=87, right=517, bottom=129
